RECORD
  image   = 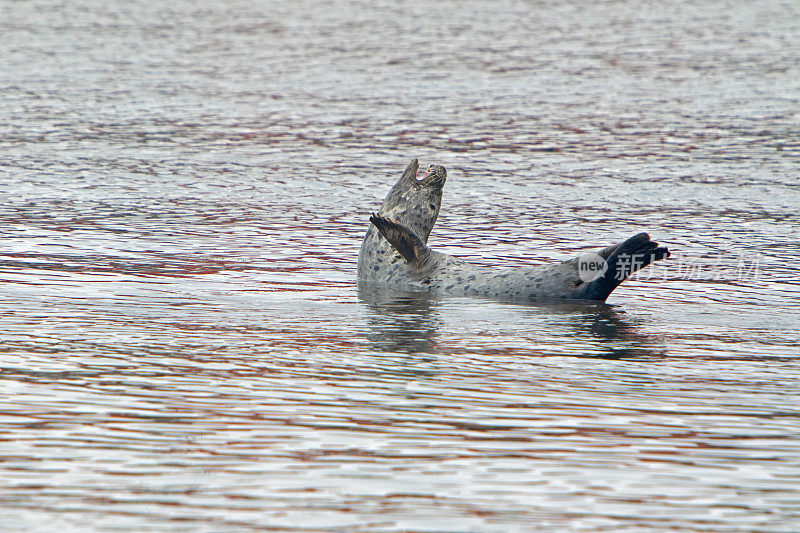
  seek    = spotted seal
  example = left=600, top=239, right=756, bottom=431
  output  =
left=357, top=159, right=670, bottom=302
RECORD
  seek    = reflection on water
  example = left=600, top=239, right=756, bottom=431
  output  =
left=359, top=284, right=665, bottom=360
left=2, top=0, right=800, bottom=531
left=360, top=286, right=442, bottom=356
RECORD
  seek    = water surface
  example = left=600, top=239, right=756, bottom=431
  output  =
left=2, top=0, right=800, bottom=531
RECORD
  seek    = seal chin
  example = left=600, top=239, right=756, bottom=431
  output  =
left=419, top=165, right=447, bottom=189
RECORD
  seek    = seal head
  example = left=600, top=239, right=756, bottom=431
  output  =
left=379, top=159, right=446, bottom=242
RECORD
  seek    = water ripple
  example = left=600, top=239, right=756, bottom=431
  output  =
left=2, top=0, right=800, bottom=531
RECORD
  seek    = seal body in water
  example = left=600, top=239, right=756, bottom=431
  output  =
left=357, top=159, right=670, bottom=302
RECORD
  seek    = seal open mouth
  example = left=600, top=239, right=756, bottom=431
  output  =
left=418, top=164, right=447, bottom=189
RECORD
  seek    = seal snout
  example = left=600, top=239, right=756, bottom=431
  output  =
left=418, top=164, right=447, bottom=189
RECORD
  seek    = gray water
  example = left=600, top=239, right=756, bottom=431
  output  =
left=2, top=1, right=800, bottom=531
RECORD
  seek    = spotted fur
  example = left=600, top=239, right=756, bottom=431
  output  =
left=357, top=159, right=670, bottom=302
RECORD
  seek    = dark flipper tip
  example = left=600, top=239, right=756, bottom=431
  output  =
left=574, top=234, right=671, bottom=301
left=369, top=214, right=429, bottom=265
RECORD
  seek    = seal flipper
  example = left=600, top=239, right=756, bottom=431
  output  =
left=369, top=213, right=430, bottom=265
left=572, top=233, right=670, bottom=301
